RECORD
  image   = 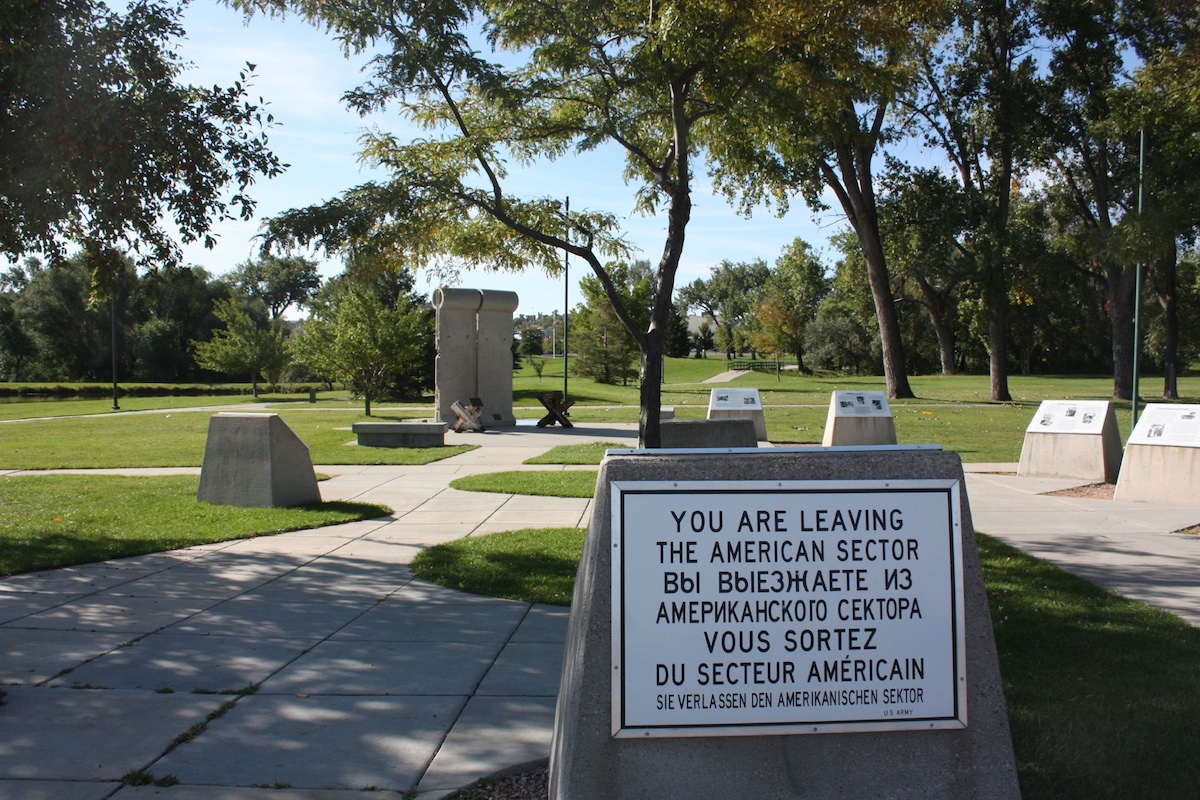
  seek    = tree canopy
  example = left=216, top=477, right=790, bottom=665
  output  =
left=1, top=0, right=285, bottom=280
left=232, top=0, right=953, bottom=442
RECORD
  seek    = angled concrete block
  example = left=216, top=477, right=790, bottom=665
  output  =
left=1114, top=403, right=1200, bottom=505
left=659, top=419, right=757, bottom=449
left=1017, top=401, right=1122, bottom=483
left=197, top=413, right=320, bottom=508
left=822, top=390, right=897, bottom=447
left=706, top=388, right=767, bottom=440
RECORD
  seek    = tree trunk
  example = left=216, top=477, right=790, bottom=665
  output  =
left=916, top=277, right=955, bottom=375
left=1107, top=263, right=1138, bottom=401
left=638, top=329, right=665, bottom=449
left=863, top=242, right=915, bottom=399
left=935, top=325, right=956, bottom=376
left=989, top=302, right=1011, bottom=401
left=822, top=119, right=914, bottom=400
left=364, top=387, right=372, bottom=417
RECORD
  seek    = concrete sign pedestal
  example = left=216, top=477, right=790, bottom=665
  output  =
left=197, top=414, right=320, bottom=508
left=1114, top=404, right=1200, bottom=505
left=821, top=391, right=896, bottom=447
left=706, top=388, right=767, bottom=441
left=1017, top=400, right=1122, bottom=483
left=549, top=447, right=1019, bottom=800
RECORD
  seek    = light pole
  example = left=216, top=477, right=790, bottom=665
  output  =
left=1131, top=127, right=1145, bottom=429
left=110, top=282, right=120, bottom=411
left=563, top=196, right=570, bottom=400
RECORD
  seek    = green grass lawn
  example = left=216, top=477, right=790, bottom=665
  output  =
left=0, top=474, right=392, bottom=576
left=410, top=527, right=584, bottom=605
left=3, top=372, right=1196, bottom=467
left=449, top=470, right=599, bottom=498
left=412, top=526, right=1200, bottom=800
left=979, top=535, right=1200, bottom=800
left=523, top=442, right=628, bottom=465
left=0, top=410, right=474, bottom=469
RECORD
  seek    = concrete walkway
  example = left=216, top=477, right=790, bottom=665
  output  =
left=2, top=430, right=1199, bottom=800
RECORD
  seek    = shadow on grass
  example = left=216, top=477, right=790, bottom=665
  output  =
left=978, top=533, right=1200, bottom=800
left=412, top=528, right=585, bottom=607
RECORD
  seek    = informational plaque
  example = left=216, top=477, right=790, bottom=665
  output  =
left=708, top=388, right=763, bottom=412
left=1127, top=403, right=1200, bottom=448
left=1025, top=400, right=1111, bottom=435
left=611, top=480, right=966, bottom=738
left=829, top=391, right=891, bottom=417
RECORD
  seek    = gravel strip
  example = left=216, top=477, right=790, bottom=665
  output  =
left=443, top=765, right=549, bottom=800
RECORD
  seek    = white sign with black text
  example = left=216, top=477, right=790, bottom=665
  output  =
left=829, top=391, right=891, bottom=418
left=1127, top=403, right=1200, bottom=448
left=611, top=480, right=967, bottom=738
left=707, top=388, right=763, bottom=412
left=1025, top=400, right=1111, bottom=435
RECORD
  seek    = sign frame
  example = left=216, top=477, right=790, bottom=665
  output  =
left=610, top=479, right=967, bottom=739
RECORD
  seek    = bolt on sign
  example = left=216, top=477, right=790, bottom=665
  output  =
left=610, top=480, right=967, bottom=738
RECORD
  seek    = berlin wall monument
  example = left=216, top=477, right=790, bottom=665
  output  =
left=432, top=288, right=519, bottom=427
left=550, top=446, right=1020, bottom=800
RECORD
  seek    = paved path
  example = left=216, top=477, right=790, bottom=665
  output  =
left=2, top=430, right=1199, bottom=800
left=701, top=369, right=748, bottom=383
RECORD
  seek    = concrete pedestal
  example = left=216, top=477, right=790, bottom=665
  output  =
left=1112, top=403, right=1200, bottom=504
left=1114, top=444, right=1200, bottom=505
left=821, top=391, right=896, bottom=447
left=351, top=421, right=447, bottom=448
left=659, top=419, right=757, bottom=449
left=197, top=414, right=320, bottom=508
left=1017, top=401, right=1122, bottom=482
left=550, top=448, right=1020, bottom=800
left=706, top=388, right=767, bottom=441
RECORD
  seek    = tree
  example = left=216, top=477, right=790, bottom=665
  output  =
left=707, top=2, right=947, bottom=399
left=1123, top=9, right=1200, bottom=400
left=11, top=253, right=125, bottom=380
left=572, top=299, right=640, bottom=386
left=572, top=261, right=652, bottom=385
left=194, top=297, right=288, bottom=397
left=664, top=304, right=693, bottom=359
left=237, top=0, right=929, bottom=445
left=134, top=264, right=230, bottom=381
left=692, top=321, right=716, bottom=357
left=1035, top=0, right=1151, bottom=400
left=1, top=0, right=285, bottom=275
left=228, top=255, right=322, bottom=319
left=876, top=165, right=971, bottom=375
left=519, top=326, right=545, bottom=360
left=901, top=0, right=1043, bottom=399
left=0, top=293, right=35, bottom=381
left=290, top=283, right=430, bottom=415
left=678, top=260, right=770, bottom=358
left=750, top=239, right=830, bottom=371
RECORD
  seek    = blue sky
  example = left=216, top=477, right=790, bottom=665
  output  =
left=176, top=2, right=842, bottom=316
